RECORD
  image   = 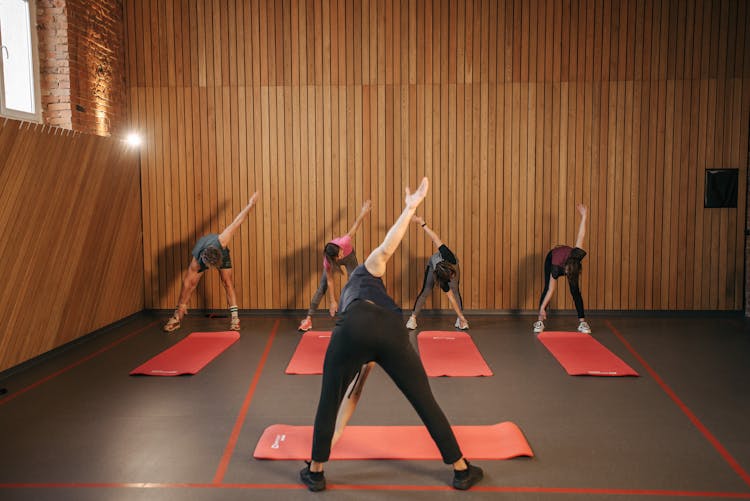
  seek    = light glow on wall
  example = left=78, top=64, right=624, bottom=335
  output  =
left=125, top=132, right=142, bottom=147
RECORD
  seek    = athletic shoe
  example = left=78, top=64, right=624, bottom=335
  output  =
left=298, top=317, right=313, bottom=332
left=299, top=462, right=326, bottom=492
left=406, top=315, right=418, bottom=330
left=453, top=460, right=483, bottom=490
left=455, top=318, right=469, bottom=330
left=229, top=317, right=240, bottom=331
left=533, top=320, right=544, bottom=333
left=163, top=316, right=181, bottom=332
left=577, top=320, right=591, bottom=334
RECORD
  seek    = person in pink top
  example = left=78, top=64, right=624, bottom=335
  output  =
left=298, top=200, right=372, bottom=331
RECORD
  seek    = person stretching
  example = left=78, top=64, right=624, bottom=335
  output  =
left=298, top=200, right=372, bottom=331
left=534, top=203, right=590, bottom=334
left=299, top=178, right=483, bottom=492
left=162, top=192, right=259, bottom=333
left=405, top=216, right=468, bottom=330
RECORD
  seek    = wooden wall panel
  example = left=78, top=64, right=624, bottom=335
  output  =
left=126, top=0, right=750, bottom=312
left=0, top=119, right=144, bottom=373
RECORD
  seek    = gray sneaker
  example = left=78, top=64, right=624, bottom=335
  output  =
left=533, top=320, right=545, bottom=333
left=577, top=320, right=591, bottom=334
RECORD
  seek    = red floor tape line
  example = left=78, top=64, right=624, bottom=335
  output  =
left=537, top=331, right=639, bottom=376
left=130, top=331, right=240, bottom=376
left=253, top=422, right=532, bottom=460
left=417, top=331, right=493, bottom=377
left=285, top=331, right=331, bottom=374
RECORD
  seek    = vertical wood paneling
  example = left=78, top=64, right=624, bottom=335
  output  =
left=126, top=0, right=750, bottom=312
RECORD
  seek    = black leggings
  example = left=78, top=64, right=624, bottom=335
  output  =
left=311, top=300, right=463, bottom=464
left=539, top=252, right=585, bottom=318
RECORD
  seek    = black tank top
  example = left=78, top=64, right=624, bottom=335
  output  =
left=338, top=265, right=401, bottom=314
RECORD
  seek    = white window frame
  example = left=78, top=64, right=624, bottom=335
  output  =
left=0, top=0, right=42, bottom=122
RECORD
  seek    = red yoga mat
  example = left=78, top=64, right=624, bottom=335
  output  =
left=253, top=422, right=533, bottom=460
left=285, top=331, right=331, bottom=374
left=417, top=331, right=493, bottom=377
left=130, top=331, right=240, bottom=376
left=537, top=331, right=639, bottom=376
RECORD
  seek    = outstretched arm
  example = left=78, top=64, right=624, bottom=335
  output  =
left=218, top=192, right=259, bottom=246
left=365, top=178, right=429, bottom=277
left=412, top=216, right=444, bottom=248
left=326, top=284, right=337, bottom=317
left=538, top=276, right=557, bottom=320
left=574, top=203, right=587, bottom=248
left=346, top=200, right=373, bottom=238
left=331, top=362, right=375, bottom=447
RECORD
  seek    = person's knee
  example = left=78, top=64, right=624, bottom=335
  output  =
left=184, top=276, right=200, bottom=289
left=220, top=270, right=235, bottom=287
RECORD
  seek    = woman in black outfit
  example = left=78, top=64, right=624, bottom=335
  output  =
left=299, top=178, right=483, bottom=492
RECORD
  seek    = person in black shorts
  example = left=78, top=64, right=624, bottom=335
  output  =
left=163, top=192, right=258, bottom=333
left=406, top=216, right=468, bottom=330
left=299, top=178, right=483, bottom=492
left=534, top=203, right=590, bottom=334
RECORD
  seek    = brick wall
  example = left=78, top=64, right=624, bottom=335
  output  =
left=36, top=0, right=72, bottom=129
left=36, top=0, right=126, bottom=136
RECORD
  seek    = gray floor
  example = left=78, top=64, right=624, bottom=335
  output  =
left=0, top=311, right=748, bottom=500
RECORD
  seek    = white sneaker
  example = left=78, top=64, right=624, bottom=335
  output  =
left=533, top=320, right=545, bottom=333
left=229, top=317, right=241, bottom=331
left=406, top=315, right=417, bottom=330
left=577, top=320, right=591, bottom=334
left=455, top=318, right=469, bottom=330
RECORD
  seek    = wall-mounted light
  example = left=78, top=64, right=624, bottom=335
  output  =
left=125, top=132, right=142, bottom=147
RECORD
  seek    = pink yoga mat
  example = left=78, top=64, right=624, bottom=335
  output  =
left=285, top=331, right=331, bottom=374
left=130, top=331, right=240, bottom=376
left=537, top=331, right=639, bottom=376
left=254, top=422, right=533, bottom=460
left=417, top=331, right=493, bottom=377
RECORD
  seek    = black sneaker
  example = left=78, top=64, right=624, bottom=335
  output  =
left=452, top=460, right=483, bottom=490
left=299, top=461, right=326, bottom=492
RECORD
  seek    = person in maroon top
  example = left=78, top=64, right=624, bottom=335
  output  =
left=534, top=204, right=590, bottom=334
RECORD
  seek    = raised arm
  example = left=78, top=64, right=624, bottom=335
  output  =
left=346, top=200, right=373, bottom=238
left=412, top=216, right=444, bottom=248
left=365, top=178, right=429, bottom=277
left=574, top=203, right=587, bottom=248
left=218, top=192, right=259, bottom=246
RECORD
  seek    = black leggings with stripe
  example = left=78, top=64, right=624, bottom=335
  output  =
left=539, top=251, right=585, bottom=318
left=310, top=300, right=463, bottom=464
left=411, top=264, right=463, bottom=317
